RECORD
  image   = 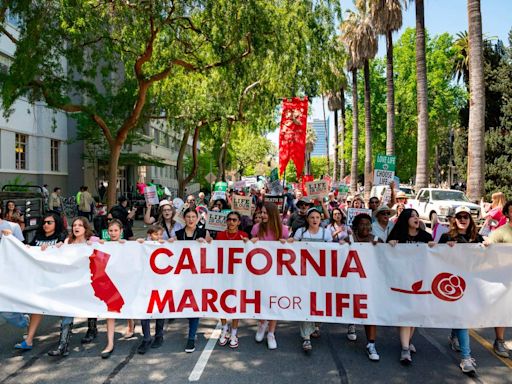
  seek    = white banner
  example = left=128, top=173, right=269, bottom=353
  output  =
left=1, top=235, right=512, bottom=327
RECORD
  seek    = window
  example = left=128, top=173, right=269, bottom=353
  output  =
left=51, top=140, right=59, bottom=171
left=15, top=133, right=27, bottom=170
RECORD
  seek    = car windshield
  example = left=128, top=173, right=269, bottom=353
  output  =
left=400, top=187, right=413, bottom=195
left=431, top=190, right=469, bottom=202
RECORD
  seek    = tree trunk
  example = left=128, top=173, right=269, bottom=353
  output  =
left=340, top=88, right=346, bottom=181
left=363, top=60, right=372, bottom=201
left=333, top=108, right=339, bottom=182
left=217, top=121, right=233, bottom=182
left=179, top=123, right=203, bottom=196
left=350, top=68, right=359, bottom=194
left=177, top=128, right=191, bottom=197
left=466, top=0, right=485, bottom=201
left=386, top=30, right=395, bottom=156
left=322, top=94, right=330, bottom=176
left=415, top=0, right=429, bottom=190
left=106, top=142, right=122, bottom=209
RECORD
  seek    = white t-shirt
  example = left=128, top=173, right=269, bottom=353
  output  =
left=372, top=221, right=394, bottom=242
left=293, top=227, right=333, bottom=242
left=0, top=220, right=24, bottom=242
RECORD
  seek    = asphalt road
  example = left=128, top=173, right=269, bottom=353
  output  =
left=1, top=316, right=511, bottom=384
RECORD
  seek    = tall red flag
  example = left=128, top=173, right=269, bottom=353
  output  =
left=279, top=97, right=308, bottom=177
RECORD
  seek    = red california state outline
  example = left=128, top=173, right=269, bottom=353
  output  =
left=89, top=249, right=125, bottom=313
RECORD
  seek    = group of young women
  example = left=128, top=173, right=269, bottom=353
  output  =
left=2, top=191, right=511, bottom=376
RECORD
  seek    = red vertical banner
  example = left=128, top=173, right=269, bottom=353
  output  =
left=279, top=97, right=308, bottom=177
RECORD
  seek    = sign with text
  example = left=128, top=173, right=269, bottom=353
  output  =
left=374, top=154, right=396, bottom=186
left=214, top=181, right=228, bottom=192
left=270, top=180, right=284, bottom=195
left=234, top=180, right=246, bottom=190
left=232, top=195, right=252, bottom=217
left=144, top=186, right=159, bottom=206
left=205, top=211, right=228, bottom=232
left=265, top=195, right=285, bottom=212
left=347, top=208, right=372, bottom=226
left=305, top=180, right=329, bottom=199
left=212, top=191, right=227, bottom=202
left=2, top=235, right=512, bottom=328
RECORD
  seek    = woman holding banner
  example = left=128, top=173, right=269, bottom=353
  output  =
left=144, top=200, right=183, bottom=240
left=327, top=207, right=351, bottom=242
left=438, top=206, right=482, bottom=374
left=251, top=202, right=289, bottom=350
left=387, top=209, right=434, bottom=365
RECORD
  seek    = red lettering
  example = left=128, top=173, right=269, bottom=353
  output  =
left=217, top=247, right=224, bottom=273
left=147, top=290, right=175, bottom=313
left=200, top=248, right=214, bottom=274
left=309, top=292, right=324, bottom=316
left=277, top=249, right=297, bottom=275
left=330, top=250, right=338, bottom=277
left=325, top=292, right=332, bottom=317
left=177, top=289, right=199, bottom=312
left=201, top=289, right=219, bottom=312
left=246, top=248, right=272, bottom=275
left=149, top=248, right=173, bottom=274
left=300, top=249, right=326, bottom=276
left=174, top=248, right=198, bottom=274
left=340, top=250, right=367, bottom=278
left=353, top=294, right=368, bottom=319
left=228, top=248, right=244, bottom=274
left=335, top=293, right=350, bottom=317
left=241, top=290, right=261, bottom=313
left=220, top=289, right=237, bottom=313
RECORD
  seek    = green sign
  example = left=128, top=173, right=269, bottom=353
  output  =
left=269, top=168, right=279, bottom=182
left=375, top=154, right=396, bottom=172
left=214, top=181, right=228, bottom=192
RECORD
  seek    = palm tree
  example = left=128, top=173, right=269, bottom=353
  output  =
left=370, top=0, right=406, bottom=156
left=305, top=123, right=317, bottom=175
left=414, top=0, right=429, bottom=190
left=466, top=0, right=485, bottom=201
left=341, top=1, right=378, bottom=199
left=452, top=31, right=470, bottom=87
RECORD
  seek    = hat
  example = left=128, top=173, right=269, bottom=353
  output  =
left=159, top=199, right=172, bottom=208
left=455, top=206, right=471, bottom=215
left=396, top=191, right=408, bottom=199
left=374, top=204, right=396, bottom=216
left=297, top=197, right=314, bottom=207
left=306, top=207, right=322, bottom=216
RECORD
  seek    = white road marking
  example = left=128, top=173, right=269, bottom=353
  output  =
left=188, top=321, right=222, bottom=382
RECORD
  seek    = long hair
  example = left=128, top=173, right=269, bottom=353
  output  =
left=387, top=208, right=420, bottom=243
left=447, top=213, right=478, bottom=241
left=329, top=207, right=346, bottom=226
left=4, top=200, right=21, bottom=218
left=492, top=192, right=506, bottom=209
left=157, top=204, right=176, bottom=227
left=36, top=212, right=64, bottom=238
left=258, top=202, right=282, bottom=240
left=67, top=217, right=94, bottom=244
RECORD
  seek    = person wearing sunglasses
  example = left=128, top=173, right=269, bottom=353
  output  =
left=185, top=195, right=197, bottom=210
left=372, top=205, right=395, bottom=242
left=216, top=211, right=248, bottom=349
left=438, top=206, right=483, bottom=374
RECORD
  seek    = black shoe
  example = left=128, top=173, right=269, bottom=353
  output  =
left=185, top=339, right=195, bottom=353
left=48, top=323, right=73, bottom=357
left=81, top=319, right=98, bottom=344
left=151, top=336, right=163, bottom=349
left=101, top=347, right=114, bottom=359
left=137, top=340, right=152, bottom=355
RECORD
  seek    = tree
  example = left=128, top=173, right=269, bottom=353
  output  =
left=466, top=0, right=485, bottom=201
left=370, top=0, right=406, bottom=156
left=414, top=0, right=430, bottom=189
left=305, top=124, right=317, bottom=175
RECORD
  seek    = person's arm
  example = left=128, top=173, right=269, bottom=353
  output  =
left=143, top=203, right=156, bottom=225
left=127, top=207, right=137, bottom=220
left=389, top=181, right=396, bottom=208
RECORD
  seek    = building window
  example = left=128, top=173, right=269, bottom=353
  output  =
left=51, top=140, right=59, bottom=171
left=15, top=133, right=27, bottom=170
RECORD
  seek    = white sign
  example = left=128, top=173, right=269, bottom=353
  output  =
left=305, top=180, right=329, bottom=199
left=205, top=211, right=228, bottom=232
left=270, top=180, right=284, bottom=195
left=1, top=235, right=512, bottom=327
left=234, top=180, right=246, bottom=190
left=212, top=191, right=227, bottom=202
left=144, top=186, right=159, bottom=206
left=347, top=208, right=372, bottom=226
left=232, top=195, right=252, bottom=216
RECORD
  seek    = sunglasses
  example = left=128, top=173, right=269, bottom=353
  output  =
left=43, top=220, right=55, bottom=225
left=369, top=200, right=379, bottom=204
left=456, top=214, right=470, bottom=220
left=187, top=199, right=195, bottom=203
left=226, top=218, right=238, bottom=222
left=379, top=212, right=391, bottom=216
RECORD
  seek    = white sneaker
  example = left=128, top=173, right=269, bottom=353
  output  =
left=218, top=328, right=229, bottom=346
left=460, top=357, right=477, bottom=373
left=267, top=333, right=277, bottom=350
left=347, top=324, right=357, bottom=341
left=229, top=335, right=239, bottom=349
left=366, top=343, right=380, bottom=361
left=255, top=321, right=268, bottom=343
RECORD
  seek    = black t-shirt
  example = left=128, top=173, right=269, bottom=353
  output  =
left=439, top=232, right=484, bottom=244
left=388, top=229, right=433, bottom=244
left=30, top=231, right=68, bottom=246
left=175, top=227, right=207, bottom=241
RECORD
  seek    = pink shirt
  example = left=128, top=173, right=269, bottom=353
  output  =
left=251, top=223, right=289, bottom=240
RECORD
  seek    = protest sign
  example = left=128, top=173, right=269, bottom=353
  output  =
left=305, top=180, right=329, bottom=199
left=212, top=191, right=227, bottom=202
left=205, top=210, right=228, bottom=232
left=214, top=181, right=228, bottom=192
left=144, top=186, right=159, bottom=206
left=232, top=195, right=252, bottom=217
left=270, top=180, right=284, bottom=195
left=265, top=195, right=285, bottom=211
left=234, top=180, right=246, bottom=190
left=374, top=154, right=396, bottom=186
left=347, top=208, right=372, bottom=226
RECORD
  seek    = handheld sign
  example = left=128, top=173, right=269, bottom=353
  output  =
left=212, top=191, right=227, bottom=202
left=214, top=181, right=228, bottom=192
left=234, top=180, right=246, bottom=190
left=265, top=195, right=285, bottom=212
left=347, top=208, right=372, bottom=226
left=305, top=180, right=328, bottom=200
left=270, top=180, right=284, bottom=195
left=144, top=186, right=159, bottom=206
left=232, top=195, right=252, bottom=217
left=374, top=154, right=396, bottom=186
left=205, top=211, right=228, bottom=232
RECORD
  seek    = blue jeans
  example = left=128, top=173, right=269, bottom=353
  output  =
left=188, top=318, right=199, bottom=340
left=141, top=319, right=165, bottom=342
left=452, top=329, right=470, bottom=358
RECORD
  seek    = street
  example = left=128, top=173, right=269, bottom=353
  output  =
left=1, top=316, right=511, bottom=383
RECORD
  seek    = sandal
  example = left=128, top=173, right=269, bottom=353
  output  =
left=302, top=339, right=312, bottom=352
left=14, top=340, right=33, bottom=350
left=311, top=327, right=321, bottom=339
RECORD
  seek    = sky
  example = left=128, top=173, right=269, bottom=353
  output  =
left=268, top=0, right=511, bottom=146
